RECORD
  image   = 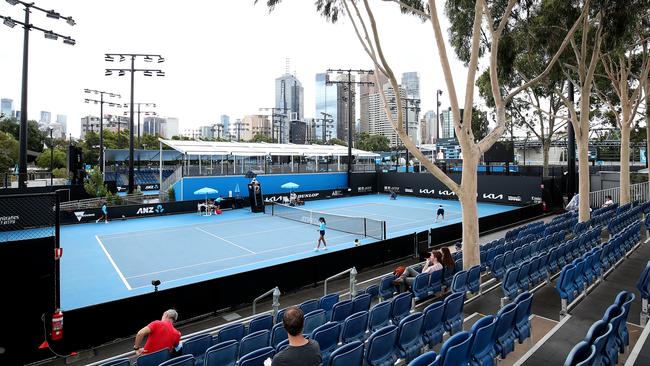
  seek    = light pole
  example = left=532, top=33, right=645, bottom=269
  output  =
left=105, top=53, right=164, bottom=193
left=400, top=97, right=420, bottom=172
left=48, top=127, right=53, bottom=185
left=123, top=102, right=156, bottom=148
left=436, top=90, right=443, bottom=140
left=317, top=112, right=334, bottom=143
left=325, top=69, right=374, bottom=186
left=1, top=0, right=75, bottom=188
left=259, top=107, right=289, bottom=143
left=84, top=89, right=121, bottom=173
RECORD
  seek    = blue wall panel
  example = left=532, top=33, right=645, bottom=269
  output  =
left=177, top=173, right=347, bottom=201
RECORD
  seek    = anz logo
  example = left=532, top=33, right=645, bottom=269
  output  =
left=482, top=193, right=504, bottom=200
left=136, top=205, right=164, bottom=215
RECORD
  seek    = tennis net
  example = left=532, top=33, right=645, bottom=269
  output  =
left=271, top=203, right=386, bottom=240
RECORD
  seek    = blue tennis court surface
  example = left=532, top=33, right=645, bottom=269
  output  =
left=61, top=194, right=516, bottom=310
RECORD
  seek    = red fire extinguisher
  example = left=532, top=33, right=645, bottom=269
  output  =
left=542, top=201, right=547, bottom=212
left=51, top=310, right=63, bottom=341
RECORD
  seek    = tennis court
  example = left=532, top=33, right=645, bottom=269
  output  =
left=60, top=194, right=516, bottom=309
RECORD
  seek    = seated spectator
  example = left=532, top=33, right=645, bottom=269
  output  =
left=602, top=195, right=614, bottom=207
left=133, top=309, right=181, bottom=355
left=272, top=307, right=321, bottom=366
left=395, top=251, right=443, bottom=292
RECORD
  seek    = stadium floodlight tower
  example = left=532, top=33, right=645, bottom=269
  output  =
left=1, top=0, right=76, bottom=188
left=105, top=53, right=165, bottom=193
left=84, top=89, right=121, bottom=173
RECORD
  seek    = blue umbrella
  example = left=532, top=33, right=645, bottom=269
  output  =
left=194, top=187, right=218, bottom=205
left=281, top=182, right=299, bottom=190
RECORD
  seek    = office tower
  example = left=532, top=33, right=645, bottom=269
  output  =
left=401, top=72, right=420, bottom=99
left=1, top=98, right=13, bottom=118
left=359, top=72, right=388, bottom=134
left=315, top=73, right=337, bottom=140
left=368, top=82, right=416, bottom=147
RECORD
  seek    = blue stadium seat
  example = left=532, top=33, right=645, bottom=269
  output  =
left=379, top=275, right=397, bottom=300
left=455, top=259, right=463, bottom=274
left=451, top=270, right=469, bottom=294
left=431, top=331, right=473, bottom=366
left=636, top=260, right=650, bottom=300
left=303, top=309, right=326, bottom=337
left=614, top=291, right=635, bottom=352
left=528, top=256, right=541, bottom=286
left=601, top=305, right=625, bottom=365
left=159, top=355, right=193, bottom=366
left=513, top=292, right=533, bottom=344
left=442, top=291, right=465, bottom=335
left=275, top=308, right=286, bottom=325
left=311, top=322, right=340, bottom=366
left=428, top=269, right=443, bottom=294
left=517, top=261, right=531, bottom=291
left=238, top=347, right=274, bottom=366
left=501, top=267, right=520, bottom=301
left=365, top=284, right=380, bottom=302
left=564, top=341, right=596, bottom=366
left=583, top=320, right=613, bottom=366
left=248, top=314, right=273, bottom=334
left=421, top=301, right=445, bottom=348
left=469, top=315, right=497, bottom=366
left=351, top=293, right=372, bottom=314
left=217, top=322, right=245, bottom=344
left=274, top=339, right=289, bottom=352
left=368, top=301, right=392, bottom=332
left=365, top=325, right=399, bottom=366
left=331, top=299, right=354, bottom=323
left=135, top=348, right=170, bottom=366
left=239, top=329, right=270, bottom=358
left=270, top=323, right=287, bottom=350
left=407, top=351, right=437, bottom=366
left=493, top=303, right=517, bottom=359
left=442, top=266, right=455, bottom=287
left=340, top=311, right=368, bottom=344
left=390, top=292, right=413, bottom=325
left=396, top=312, right=425, bottom=362
left=99, top=359, right=129, bottom=366
left=572, top=258, right=587, bottom=292
left=491, top=254, right=505, bottom=280
left=513, top=248, right=524, bottom=267
left=547, top=248, right=559, bottom=275
left=328, top=340, right=364, bottom=366
left=503, top=251, right=514, bottom=271
left=181, top=333, right=211, bottom=365
left=556, top=264, right=578, bottom=303
left=319, top=293, right=340, bottom=320
left=468, top=265, right=481, bottom=294
left=299, top=299, right=320, bottom=314
left=412, top=272, right=431, bottom=302
left=204, top=340, right=237, bottom=366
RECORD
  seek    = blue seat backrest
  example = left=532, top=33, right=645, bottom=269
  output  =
left=421, top=301, right=445, bottom=347
left=299, top=299, right=320, bottom=314
left=217, top=322, right=245, bottom=344
left=205, top=340, right=238, bottom=366
left=469, top=315, right=497, bottom=365
left=248, top=314, right=273, bottom=334
left=159, top=355, right=194, bottom=366
left=368, top=301, right=392, bottom=332
left=270, top=322, right=288, bottom=349
left=331, top=300, right=354, bottom=322
left=391, top=292, right=413, bottom=324
left=135, top=348, right=170, bottom=366
left=329, top=340, right=364, bottom=366
left=352, top=293, right=372, bottom=314
left=438, top=331, right=473, bottom=366
left=319, top=293, right=341, bottom=316
left=636, top=260, right=650, bottom=298
left=365, top=325, right=398, bottom=366
left=564, top=341, right=596, bottom=366
left=239, top=329, right=270, bottom=358
left=341, top=311, right=369, bottom=344
left=238, top=347, right=275, bottom=366
left=303, top=309, right=327, bottom=336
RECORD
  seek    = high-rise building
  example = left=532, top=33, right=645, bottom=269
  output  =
left=164, top=117, right=179, bottom=138
left=368, top=82, right=417, bottom=147
left=47, top=122, right=64, bottom=139
left=336, top=74, right=356, bottom=142
left=401, top=72, right=420, bottom=99
left=1, top=98, right=13, bottom=118
left=199, top=125, right=215, bottom=139
left=315, top=73, right=338, bottom=141
left=228, top=118, right=250, bottom=142
left=305, top=118, right=318, bottom=143
left=80, top=115, right=129, bottom=139
left=220, top=115, right=230, bottom=137
left=359, top=72, right=389, bottom=134
left=143, top=116, right=167, bottom=136
left=440, top=109, right=455, bottom=139
left=244, top=115, right=271, bottom=140
left=39, top=111, right=51, bottom=130
left=275, top=72, right=304, bottom=134
left=423, top=110, right=436, bottom=143
left=290, top=120, right=307, bottom=144
left=56, top=114, right=67, bottom=135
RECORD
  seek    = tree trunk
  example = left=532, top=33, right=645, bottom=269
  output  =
left=460, top=153, right=480, bottom=270
left=619, top=120, right=631, bottom=204
left=542, top=140, right=550, bottom=177
left=577, top=136, right=591, bottom=222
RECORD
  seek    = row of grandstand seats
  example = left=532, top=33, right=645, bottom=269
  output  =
left=505, top=221, right=545, bottom=241
left=590, top=202, right=618, bottom=218
left=563, top=291, right=635, bottom=366
left=114, top=169, right=174, bottom=186
left=608, top=206, right=641, bottom=234
left=556, top=222, right=641, bottom=313
left=409, top=292, right=533, bottom=366
left=637, top=261, right=650, bottom=326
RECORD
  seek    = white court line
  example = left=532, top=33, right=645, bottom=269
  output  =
left=195, top=227, right=255, bottom=254
left=126, top=231, right=355, bottom=281
left=96, top=235, right=132, bottom=290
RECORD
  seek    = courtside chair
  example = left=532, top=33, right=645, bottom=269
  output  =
left=331, top=299, right=354, bottom=323
left=181, top=333, right=211, bottom=365
left=469, top=315, right=497, bottom=366
left=319, top=293, right=340, bottom=320
left=564, top=341, right=596, bottom=366
left=237, top=347, right=274, bottom=366
left=614, top=291, right=635, bottom=352
left=408, top=351, right=437, bottom=366
left=421, top=301, right=445, bottom=348
left=431, top=331, right=473, bottom=366
left=513, top=292, right=533, bottom=344
left=368, top=300, right=392, bottom=333
left=442, top=291, right=465, bottom=335
left=364, top=325, right=399, bottom=366
left=204, top=340, right=237, bottom=366
left=99, top=359, right=129, bottom=366
left=303, top=309, right=326, bottom=337
left=340, top=311, right=369, bottom=344
left=270, top=323, right=287, bottom=350
left=159, top=355, right=194, bottom=366
left=351, top=293, right=372, bottom=314
left=216, top=322, right=245, bottom=344
left=311, top=322, right=341, bottom=366
left=135, top=348, right=170, bottom=366
left=238, top=329, right=270, bottom=358
left=583, top=320, right=613, bottom=366
left=248, top=314, right=273, bottom=334
left=493, top=303, right=517, bottom=359
left=328, top=340, right=364, bottom=366
left=395, top=312, right=425, bottom=363
left=390, top=292, right=413, bottom=325
left=299, top=299, right=319, bottom=314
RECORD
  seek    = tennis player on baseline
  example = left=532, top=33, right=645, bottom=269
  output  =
left=315, top=217, right=327, bottom=251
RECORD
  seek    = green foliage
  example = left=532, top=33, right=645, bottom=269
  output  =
left=36, top=149, right=67, bottom=170
left=250, top=134, right=274, bottom=143
left=167, top=186, right=176, bottom=202
left=171, top=135, right=191, bottom=141
left=0, top=131, right=19, bottom=173
left=356, top=132, right=390, bottom=152
left=84, top=167, right=108, bottom=197
left=329, top=138, right=347, bottom=146
left=471, top=108, right=489, bottom=140
left=0, top=117, right=46, bottom=153
left=52, top=167, right=69, bottom=179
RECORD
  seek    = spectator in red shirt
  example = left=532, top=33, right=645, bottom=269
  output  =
left=133, top=309, right=181, bottom=355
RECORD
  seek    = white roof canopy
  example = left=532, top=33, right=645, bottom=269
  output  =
left=159, top=139, right=380, bottom=158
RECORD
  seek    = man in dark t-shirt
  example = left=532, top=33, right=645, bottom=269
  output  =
left=271, top=307, right=321, bottom=366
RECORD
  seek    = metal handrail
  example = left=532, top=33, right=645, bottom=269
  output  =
left=324, top=267, right=357, bottom=299
left=252, top=286, right=281, bottom=317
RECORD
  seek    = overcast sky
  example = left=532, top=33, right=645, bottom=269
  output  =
left=0, top=0, right=473, bottom=138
